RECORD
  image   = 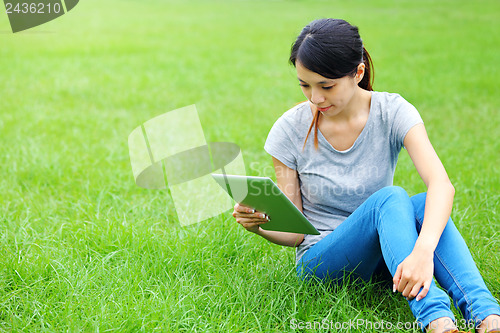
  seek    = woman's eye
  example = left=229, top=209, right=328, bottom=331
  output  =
left=322, top=86, right=334, bottom=90
left=299, top=84, right=309, bottom=88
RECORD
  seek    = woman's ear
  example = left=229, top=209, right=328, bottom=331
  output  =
left=355, top=63, right=365, bottom=83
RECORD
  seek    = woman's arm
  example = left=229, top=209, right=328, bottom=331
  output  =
left=254, top=157, right=305, bottom=247
left=393, top=123, right=455, bottom=301
left=232, top=157, right=305, bottom=247
left=405, top=123, right=455, bottom=253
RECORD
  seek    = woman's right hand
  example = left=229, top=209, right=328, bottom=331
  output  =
left=232, top=203, right=270, bottom=234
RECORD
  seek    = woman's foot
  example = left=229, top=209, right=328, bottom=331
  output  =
left=426, top=317, right=458, bottom=333
left=476, top=314, right=500, bottom=333
left=427, top=315, right=500, bottom=333
left=426, top=317, right=474, bottom=333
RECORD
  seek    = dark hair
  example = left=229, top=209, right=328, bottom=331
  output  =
left=289, top=18, right=374, bottom=150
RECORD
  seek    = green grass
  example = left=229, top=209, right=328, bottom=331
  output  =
left=1, top=0, right=499, bottom=331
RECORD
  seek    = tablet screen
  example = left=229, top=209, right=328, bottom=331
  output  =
left=212, top=174, right=320, bottom=235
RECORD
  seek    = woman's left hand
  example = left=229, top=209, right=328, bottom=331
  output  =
left=393, top=249, right=434, bottom=301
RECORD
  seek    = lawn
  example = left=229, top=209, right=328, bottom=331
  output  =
left=0, top=0, right=499, bottom=331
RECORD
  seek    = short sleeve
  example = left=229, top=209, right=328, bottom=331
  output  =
left=264, top=116, right=298, bottom=170
left=391, top=96, right=424, bottom=151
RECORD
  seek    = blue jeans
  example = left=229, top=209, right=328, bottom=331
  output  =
left=296, top=186, right=500, bottom=330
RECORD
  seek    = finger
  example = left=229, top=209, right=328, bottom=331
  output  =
left=236, top=217, right=269, bottom=224
left=402, top=280, right=414, bottom=298
left=233, top=209, right=259, bottom=218
left=241, top=221, right=267, bottom=228
left=407, top=282, right=423, bottom=300
left=397, top=271, right=411, bottom=293
left=233, top=211, right=259, bottom=218
left=393, top=265, right=402, bottom=292
left=416, top=280, right=431, bottom=301
left=245, top=212, right=270, bottom=220
left=235, top=212, right=269, bottom=220
left=235, top=203, right=255, bottom=213
left=236, top=219, right=269, bottom=225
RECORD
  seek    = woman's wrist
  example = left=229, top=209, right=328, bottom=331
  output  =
left=253, top=228, right=304, bottom=247
left=413, top=237, right=437, bottom=255
left=252, top=226, right=264, bottom=235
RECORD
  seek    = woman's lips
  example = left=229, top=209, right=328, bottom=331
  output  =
left=317, top=106, right=331, bottom=112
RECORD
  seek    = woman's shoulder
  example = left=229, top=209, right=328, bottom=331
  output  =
left=372, top=91, right=416, bottom=110
left=265, top=102, right=312, bottom=161
left=272, top=101, right=313, bottom=130
left=371, top=91, right=423, bottom=139
left=282, top=100, right=312, bottom=118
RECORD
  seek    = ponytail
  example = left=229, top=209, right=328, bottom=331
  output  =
left=359, top=46, right=374, bottom=91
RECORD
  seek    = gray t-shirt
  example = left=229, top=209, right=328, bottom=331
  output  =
left=264, top=91, right=424, bottom=263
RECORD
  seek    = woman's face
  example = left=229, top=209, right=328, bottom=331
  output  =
left=296, top=61, right=363, bottom=117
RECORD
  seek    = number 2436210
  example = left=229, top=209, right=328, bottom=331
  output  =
left=5, top=2, right=62, bottom=14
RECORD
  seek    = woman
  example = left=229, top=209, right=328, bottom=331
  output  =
left=232, top=19, right=500, bottom=333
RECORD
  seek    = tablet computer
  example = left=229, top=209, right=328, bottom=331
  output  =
left=211, top=174, right=320, bottom=235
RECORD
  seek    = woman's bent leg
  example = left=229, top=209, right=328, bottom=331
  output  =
left=411, top=193, right=500, bottom=328
left=296, top=186, right=454, bottom=329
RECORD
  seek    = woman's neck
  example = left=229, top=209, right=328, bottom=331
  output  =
left=323, top=87, right=371, bottom=123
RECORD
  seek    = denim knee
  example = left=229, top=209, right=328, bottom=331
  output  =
left=373, top=186, right=411, bottom=206
left=370, top=186, right=415, bottom=232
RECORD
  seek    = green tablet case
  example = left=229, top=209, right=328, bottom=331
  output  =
left=212, top=174, right=320, bottom=235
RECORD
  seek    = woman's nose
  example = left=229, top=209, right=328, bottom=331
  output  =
left=310, top=89, right=325, bottom=104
